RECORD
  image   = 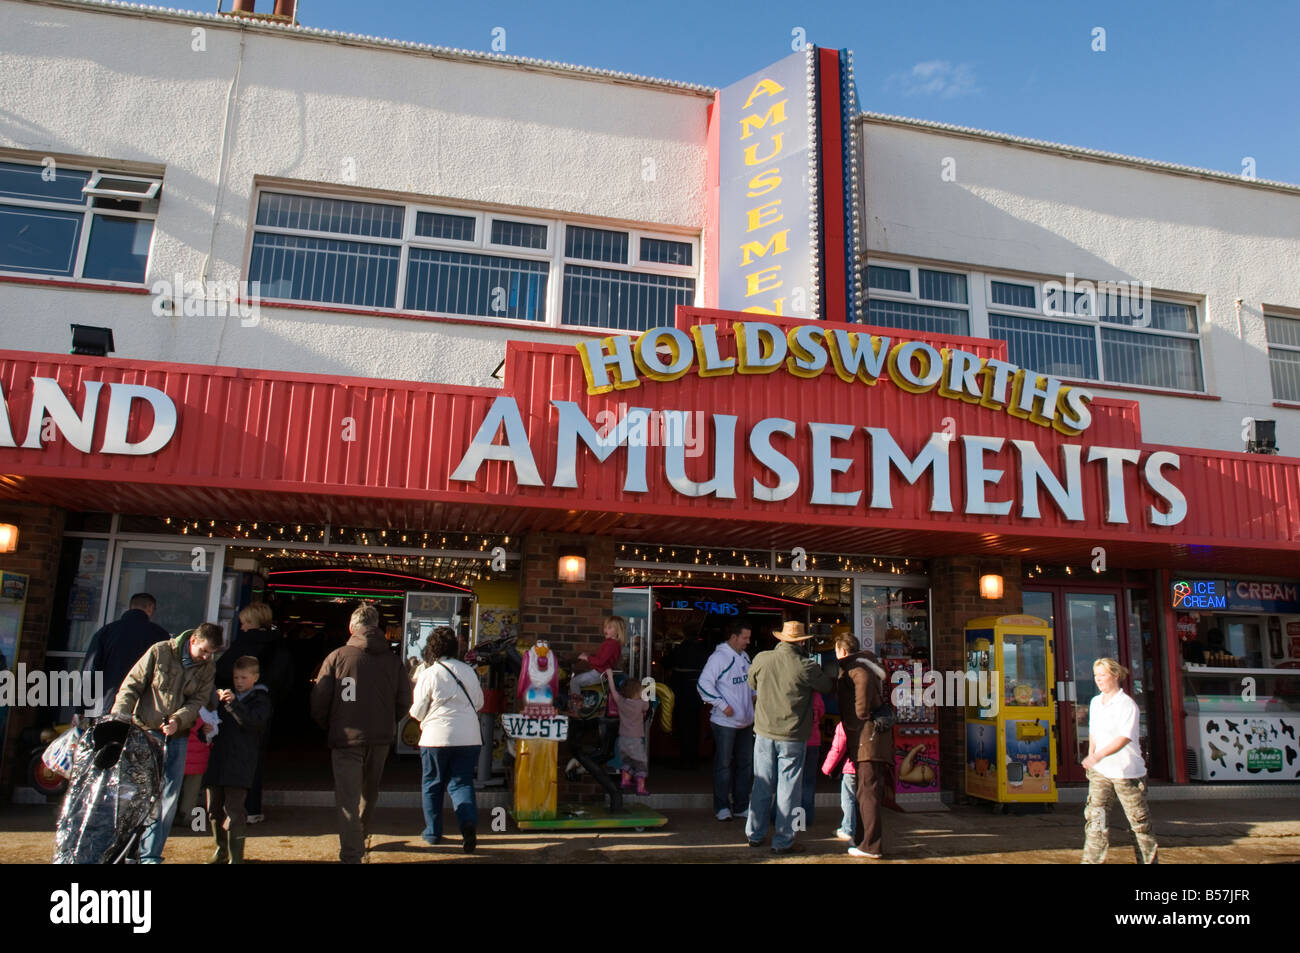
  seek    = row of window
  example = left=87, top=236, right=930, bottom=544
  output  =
left=3, top=156, right=1299, bottom=403
left=866, top=262, right=1205, bottom=394
left=0, top=158, right=698, bottom=332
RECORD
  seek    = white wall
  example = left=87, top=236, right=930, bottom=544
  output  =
left=861, top=119, right=1300, bottom=454
left=0, top=1, right=709, bottom=386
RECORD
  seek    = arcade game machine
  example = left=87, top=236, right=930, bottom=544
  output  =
left=396, top=588, right=476, bottom=755
left=964, top=615, right=1057, bottom=810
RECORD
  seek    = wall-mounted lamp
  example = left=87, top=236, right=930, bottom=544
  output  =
left=979, top=572, right=1004, bottom=600
left=557, top=546, right=587, bottom=583
left=70, top=324, right=115, bottom=357
left=0, top=523, right=18, bottom=554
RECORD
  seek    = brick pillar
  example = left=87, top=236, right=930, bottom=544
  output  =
left=519, top=534, right=616, bottom=657
left=0, top=501, right=66, bottom=799
left=518, top=533, right=617, bottom=803
left=929, top=554, right=1022, bottom=799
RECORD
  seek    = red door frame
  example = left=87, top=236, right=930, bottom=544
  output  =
left=1023, top=580, right=1164, bottom=782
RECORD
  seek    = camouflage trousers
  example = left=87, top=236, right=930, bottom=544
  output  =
left=1082, top=769, right=1158, bottom=864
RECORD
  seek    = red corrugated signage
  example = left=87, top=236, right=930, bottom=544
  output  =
left=2, top=306, right=1299, bottom=551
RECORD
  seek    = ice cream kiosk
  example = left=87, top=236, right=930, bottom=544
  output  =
left=964, top=615, right=1058, bottom=806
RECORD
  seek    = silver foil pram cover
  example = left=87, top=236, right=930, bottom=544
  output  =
left=53, top=719, right=164, bottom=864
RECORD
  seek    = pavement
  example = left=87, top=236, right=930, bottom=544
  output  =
left=5, top=797, right=1299, bottom=864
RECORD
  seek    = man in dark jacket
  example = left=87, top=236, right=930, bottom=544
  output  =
left=835, top=632, right=892, bottom=859
left=204, top=655, right=272, bottom=864
left=82, top=593, right=170, bottom=715
left=310, top=604, right=412, bottom=864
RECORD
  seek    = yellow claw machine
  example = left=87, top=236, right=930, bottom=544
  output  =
left=964, top=615, right=1058, bottom=807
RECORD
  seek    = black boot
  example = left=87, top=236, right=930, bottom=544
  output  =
left=207, top=825, right=229, bottom=864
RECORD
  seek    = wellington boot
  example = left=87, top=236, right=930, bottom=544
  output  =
left=228, top=836, right=246, bottom=865
left=207, top=826, right=229, bottom=864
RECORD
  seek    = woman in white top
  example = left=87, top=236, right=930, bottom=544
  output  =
left=409, top=626, right=484, bottom=852
left=1080, top=658, right=1158, bottom=864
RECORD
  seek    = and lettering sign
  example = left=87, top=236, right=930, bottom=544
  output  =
left=0, top=376, right=176, bottom=456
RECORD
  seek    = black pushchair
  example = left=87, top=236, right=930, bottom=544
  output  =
left=53, top=718, right=165, bottom=864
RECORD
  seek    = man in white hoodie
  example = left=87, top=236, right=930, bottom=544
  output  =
left=697, top=621, right=754, bottom=821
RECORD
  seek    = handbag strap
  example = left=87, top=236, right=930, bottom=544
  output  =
left=436, top=660, right=474, bottom=706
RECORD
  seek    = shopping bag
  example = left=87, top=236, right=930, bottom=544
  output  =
left=41, top=717, right=85, bottom=780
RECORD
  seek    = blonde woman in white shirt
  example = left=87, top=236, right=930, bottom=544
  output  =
left=410, top=626, right=484, bottom=852
left=1080, top=657, right=1158, bottom=864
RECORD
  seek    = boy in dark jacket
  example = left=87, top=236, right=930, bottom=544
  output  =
left=204, top=656, right=272, bottom=864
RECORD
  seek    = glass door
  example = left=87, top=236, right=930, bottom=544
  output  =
left=106, top=542, right=224, bottom=640
left=613, top=587, right=652, bottom=684
left=1026, top=586, right=1156, bottom=782
left=1061, top=592, right=1120, bottom=781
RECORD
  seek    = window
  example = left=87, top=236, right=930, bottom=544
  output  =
left=249, top=189, right=697, bottom=330
left=865, top=263, right=969, bottom=335
left=1266, top=312, right=1300, bottom=402
left=989, top=272, right=1204, bottom=392
left=0, top=158, right=161, bottom=283
left=561, top=224, right=696, bottom=332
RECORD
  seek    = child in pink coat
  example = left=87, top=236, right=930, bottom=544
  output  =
left=821, top=720, right=857, bottom=841
left=178, top=706, right=219, bottom=830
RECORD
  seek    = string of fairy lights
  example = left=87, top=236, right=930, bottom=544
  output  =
left=145, top=517, right=509, bottom=551
left=135, top=517, right=514, bottom=586
left=615, top=543, right=923, bottom=583
left=130, top=518, right=1108, bottom=589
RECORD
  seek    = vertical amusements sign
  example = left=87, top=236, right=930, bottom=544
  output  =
left=714, top=46, right=863, bottom=322
left=716, top=50, right=819, bottom=319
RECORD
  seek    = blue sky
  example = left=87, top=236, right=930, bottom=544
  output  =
left=293, top=0, right=1300, bottom=185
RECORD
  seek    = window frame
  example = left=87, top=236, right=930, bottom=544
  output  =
left=983, top=271, right=1205, bottom=394
left=864, top=259, right=971, bottom=335
left=1264, top=310, right=1300, bottom=403
left=0, top=157, right=161, bottom=287
left=248, top=184, right=699, bottom=332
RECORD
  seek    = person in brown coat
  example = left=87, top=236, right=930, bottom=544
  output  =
left=310, top=604, right=412, bottom=863
left=835, top=632, right=892, bottom=859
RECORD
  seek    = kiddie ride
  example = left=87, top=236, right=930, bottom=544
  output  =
left=506, top=641, right=667, bottom=832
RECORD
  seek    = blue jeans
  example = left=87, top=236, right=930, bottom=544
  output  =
left=745, top=735, right=805, bottom=850
left=139, top=730, right=188, bottom=862
left=420, top=745, right=480, bottom=841
left=711, top=723, right=754, bottom=814
left=801, top=744, right=819, bottom=827
left=838, top=772, right=858, bottom=838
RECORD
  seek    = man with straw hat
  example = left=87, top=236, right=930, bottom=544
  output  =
left=744, top=620, right=836, bottom=854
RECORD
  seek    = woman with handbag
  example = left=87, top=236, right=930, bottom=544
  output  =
left=835, top=631, right=892, bottom=859
left=409, top=626, right=484, bottom=852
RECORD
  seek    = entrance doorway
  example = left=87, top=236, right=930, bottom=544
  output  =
left=1023, top=582, right=1162, bottom=782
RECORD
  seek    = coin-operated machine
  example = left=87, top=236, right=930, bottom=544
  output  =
left=964, top=615, right=1057, bottom=807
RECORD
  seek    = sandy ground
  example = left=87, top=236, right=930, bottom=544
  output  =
left=5, top=797, right=1299, bottom=864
